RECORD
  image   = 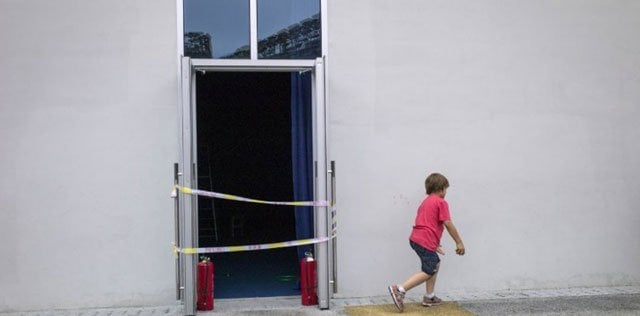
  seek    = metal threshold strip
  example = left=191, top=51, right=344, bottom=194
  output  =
left=191, top=58, right=316, bottom=72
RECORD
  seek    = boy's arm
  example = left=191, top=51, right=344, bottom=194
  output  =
left=443, top=220, right=465, bottom=255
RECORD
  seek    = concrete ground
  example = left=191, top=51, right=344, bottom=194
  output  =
left=460, top=294, right=640, bottom=315
left=2, top=286, right=639, bottom=316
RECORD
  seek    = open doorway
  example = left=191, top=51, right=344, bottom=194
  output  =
left=195, top=71, right=314, bottom=298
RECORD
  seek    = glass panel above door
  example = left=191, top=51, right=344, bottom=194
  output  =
left=184, top=0, right=250, bottom=59
left=257, top=0, right=321, bottom=59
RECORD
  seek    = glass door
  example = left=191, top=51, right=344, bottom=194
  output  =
left=177, top=57, right=330, bottom=314
left=312, top=57, right=330, bottom=309
left=178, top=56, right=198, bottom=315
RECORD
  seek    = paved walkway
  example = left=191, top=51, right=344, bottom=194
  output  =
left=461, top=294, right=640, bottom=316
left=2, top=286, right=639, bottom=316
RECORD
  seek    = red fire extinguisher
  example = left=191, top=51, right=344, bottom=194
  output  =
left=300, top=251, right=318, bottom=305
left=197, top=257, right=214, bottom=311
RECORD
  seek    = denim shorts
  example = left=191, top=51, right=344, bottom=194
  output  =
left=410, top=240, right=440, bottom=275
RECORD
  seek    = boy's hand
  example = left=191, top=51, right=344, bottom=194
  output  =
left=455, top=242, right=465, bottom=255
left=436, top=246, right=445, bottom=255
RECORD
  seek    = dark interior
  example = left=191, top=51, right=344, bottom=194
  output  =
left=195, top=71, right=300, bottom=298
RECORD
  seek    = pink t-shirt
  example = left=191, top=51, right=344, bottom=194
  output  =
left=409, top=194, right=451, bottom=252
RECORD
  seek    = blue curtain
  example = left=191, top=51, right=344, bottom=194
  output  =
left=291, top=72, right=314, bottom=260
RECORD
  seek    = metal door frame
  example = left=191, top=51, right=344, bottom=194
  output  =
left=177, top=57, right=331, bottom=314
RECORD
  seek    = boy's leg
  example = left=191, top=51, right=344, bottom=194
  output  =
left=402, top=271, right=432, bottom=291
left=389, top=272, right=432, bottom=312
left=390, top=242, right=438, bottom=312
left=423, top=263, right=443, bottom=307
left=425, top=264, right=439, bottom=293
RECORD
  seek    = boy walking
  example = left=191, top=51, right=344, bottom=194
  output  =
left=388, top=173, right=465, bottom=312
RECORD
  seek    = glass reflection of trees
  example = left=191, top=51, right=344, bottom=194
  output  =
left=256, top=13, right=320, bottom=59
left=184, top=1, right=320, bottom=59
left=184, top=32, right=212, bottom=58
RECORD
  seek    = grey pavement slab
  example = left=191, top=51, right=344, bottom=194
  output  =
left=2, top=286, right=640, bottom=316
left=460, top=294, right=640, bottom=316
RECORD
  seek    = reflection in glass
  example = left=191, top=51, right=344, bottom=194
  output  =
left=258, top=0, right=321, bottom=59
left=184, top=0, right=250, bottom=59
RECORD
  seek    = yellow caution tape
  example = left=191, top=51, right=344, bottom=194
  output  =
left=174, top=236, right=333, bottom=254
left=174, top=185, right=329, bottom=207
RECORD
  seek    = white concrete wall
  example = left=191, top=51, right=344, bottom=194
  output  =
left=329, top=1, right=640, bottom=297
left=2, top=0, right=640, bottom=312
left=0, top=0, right=178, bottom=311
